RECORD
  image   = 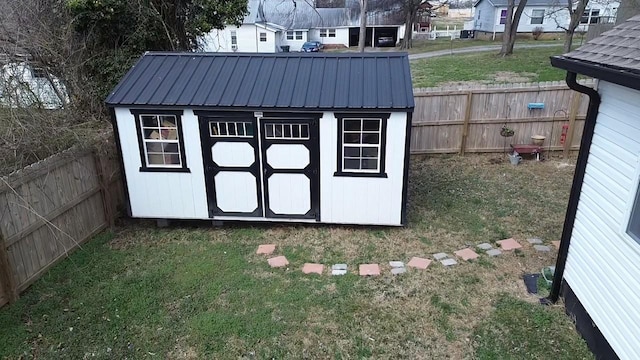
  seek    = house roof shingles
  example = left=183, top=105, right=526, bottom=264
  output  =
left=561, top=14, right=640, bottom=73
left=105, top=52, right=415, bottom=110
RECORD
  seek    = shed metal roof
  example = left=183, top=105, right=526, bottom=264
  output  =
left=105, top=52, right=415, bottom=110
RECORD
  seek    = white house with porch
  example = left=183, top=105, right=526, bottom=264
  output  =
left=466, top=0, right=619, bottom=36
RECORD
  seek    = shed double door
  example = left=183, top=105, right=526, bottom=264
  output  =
left=199, top=113, right=319, bottom=220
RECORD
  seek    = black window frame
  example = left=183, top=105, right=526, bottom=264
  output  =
left=334, top=113, right=389, bottom=178
left=627, top=182, right=640, bottom=243
left=131, top=109, right=189, bottom=173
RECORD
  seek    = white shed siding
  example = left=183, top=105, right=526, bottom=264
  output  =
left=319, top=112, right=407, bottom=226
left=279, top=30, right=309, bottom=51
left=473, top=0, right=497, bottom=32
left=564, top=81, right=640, bottom=360
left=114, top=108, right=209, bottom=219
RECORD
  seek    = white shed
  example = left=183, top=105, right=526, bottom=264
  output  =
left=106, top=52, right=414, bottom=226
left=549, top=15, right=640, bottom=360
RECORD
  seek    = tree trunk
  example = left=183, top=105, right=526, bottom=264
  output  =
left=499, top=0, right=527, bottom=56
left=400, top=9, right=414, bottom=49
left=358, top=0, right=367, bottom=52
left=563, top=30, right=574, bottom=52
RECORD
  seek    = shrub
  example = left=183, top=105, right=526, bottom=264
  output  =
left=532, top=27, right=544, bottom=40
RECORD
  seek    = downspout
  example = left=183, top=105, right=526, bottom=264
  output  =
left=545, top=71, right=601, bottom=304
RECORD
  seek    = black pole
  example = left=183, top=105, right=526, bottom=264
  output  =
left=545, top=71, right=601, bottom=304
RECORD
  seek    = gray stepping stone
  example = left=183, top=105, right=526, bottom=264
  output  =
left=433, top=252, right=449, bottom=260
left=389, top=261, right=405, bottom=268
left=441, top=258, right=457, bottom=266
left=332, top=264, right=347, bottom=270
left=534, top=245, right=551, bottom=252
left=486, top=249, right=502, bottom=257
left=391, top=267, right=407, bottom=275
left=477, top=243, right=493, bottom=250
left=527, top=238, right=543, bottom=244
left=332, top=269, right=347, bottom=276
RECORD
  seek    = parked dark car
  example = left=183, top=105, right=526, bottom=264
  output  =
left=301, top=41, right=323, bottom=52
left=377, top=36, right=395, bottom=47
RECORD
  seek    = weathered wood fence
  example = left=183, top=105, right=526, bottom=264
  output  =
left=411, top=81, right=593, bottom=156
left=0, top=147, right=123, bottom=307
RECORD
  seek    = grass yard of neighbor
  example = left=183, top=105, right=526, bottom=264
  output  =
left=0, top=155, right=593, bottom=359
left=411, top=46, right=568, bottom=88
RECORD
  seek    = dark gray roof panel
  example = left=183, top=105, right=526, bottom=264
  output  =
left=562, top=15, right=640, bottom=73
left=106, top=52, right=414, bottom=110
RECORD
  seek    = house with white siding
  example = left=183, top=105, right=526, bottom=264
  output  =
left=467, top=0, right=618, bottom=37
left=201, top=0, right=406, bottom=52
left=105, top=52, right=414, bottom=226
left=548, top=15, right=640, bottom=360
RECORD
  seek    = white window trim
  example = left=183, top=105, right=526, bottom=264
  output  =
left=341, top=118, right=382, bottom=173
left=286, top=30, right=294, bottom=40
left=140, top=114, right=183, bottom=168
left=295, top=30, right=303, bottom=40
left=530, top=9, right=545, bottom=25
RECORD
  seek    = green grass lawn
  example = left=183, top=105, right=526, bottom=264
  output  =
left=0, top=155, right=593, bottom=359
left=411, top=46, right=568, bottom=88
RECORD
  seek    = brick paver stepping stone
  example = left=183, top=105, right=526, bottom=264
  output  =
left=551, top=241, right=561, bottom=249
left=302, top=263, right=324, bottom=274
left=527, top=238, right=543, bottom=244
left=267, top=256, right=289, bottom=268
left=496, top=238, right=522, bottom=251
left=407, top=257, right=432, bottom=269
left=486, top=249, right=502, bottom=257
left=391, top=267, right=407, bottom=275
left=454, top=248, right=479, bottom=261
left=441, top=258, right=458, bottom=266
left=359, top=264, right=381, bottom=276
left=533, top=245, right=551, bottom=252
left=477, top=243, right=493, bottom=250
left=433, top=252, right=449, bottom=260
left=389, top=261, right=405, bottom=268
left=256, top=244, right=276, bottom=255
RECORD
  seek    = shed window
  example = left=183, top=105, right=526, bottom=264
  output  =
left=210, top=121, right=254, bottom=138
left=231, top=30, right=237, bottom=46
left=628, top=182, right=640, bottom=243
left=530, top=9, right=545, bottom=24
left=134, top=112, right=188, bottom=172
left=259, top=32, right=267, bottom=42
left=499, top=9, right=508, bottom=24
left=265, top=123, right=309, bottom=140
left=335, top=114, right=388, bottom=177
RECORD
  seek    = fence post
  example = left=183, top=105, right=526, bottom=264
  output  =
left=0, top=233, right=18, bottom=304
left=459, top=91, right=473, bottom=155
left=93, top=153, right=115, bottom=230
left=563, top=91, right=582, bottom=159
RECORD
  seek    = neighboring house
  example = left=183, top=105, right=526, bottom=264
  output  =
left=105, top=52, right=414, bottom=226
left=466, top=0, right=618, bottom=35
left=549, top=15, right=640, bottom=360
left=201, top=0, right=406, bottom=52
left=0, top=62, right=67, bottom=109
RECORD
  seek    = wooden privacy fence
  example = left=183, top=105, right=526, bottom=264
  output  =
left=411, top=81, right=594, bottom=156
left=0, top=146, right=123, bottom=307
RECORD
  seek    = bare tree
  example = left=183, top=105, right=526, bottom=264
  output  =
left=499, top=0, right=528, bottom=56
left=358, top=0, right=368, bottom=51
left=400, top=0, right=426, bottom=50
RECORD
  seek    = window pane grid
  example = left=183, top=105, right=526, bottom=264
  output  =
left=140, top=114, right=181, bottom=167
left=341, top=118, right=382, bottom=173
left=264, top=123, right=310, bottom=140
left=209, top=121, right=253, bottom=138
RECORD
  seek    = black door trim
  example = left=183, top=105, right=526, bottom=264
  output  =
left=259, top=115, right=320, bottom=221
left=196, top=111, right=263, bottom=218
